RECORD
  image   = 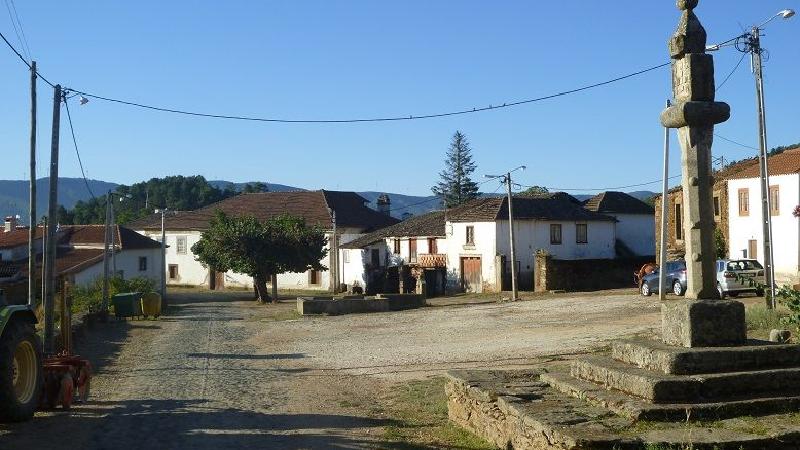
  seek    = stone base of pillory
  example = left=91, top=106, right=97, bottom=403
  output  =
left=296, top=293, right=425, bottom=315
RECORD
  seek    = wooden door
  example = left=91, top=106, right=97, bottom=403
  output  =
left=748, top=240, right=758, bottom=260
left=460, top=257, right=482, bottom=293
left=409, top=238, right=417, bottom=262
left=209, top=270, right=225, bottom=290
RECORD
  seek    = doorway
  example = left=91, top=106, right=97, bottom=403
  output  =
left=748, top=240, right=758, bottom=260
left=209, top=269, right=225, bottom=290
left=460, top=257, right=482, bottom=293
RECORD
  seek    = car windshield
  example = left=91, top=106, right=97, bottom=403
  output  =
left=725, top=260, right=763, bottom=271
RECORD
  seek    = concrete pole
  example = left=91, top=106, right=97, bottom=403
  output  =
left=506, top=173, right=519, bottom=301
left=110, top=202, right=117, bottom=275
left=27, top=61, right=37, bottom=306
left=751, top=27, right=777, bottom=308
left=43, top=84, right=62, bottom=355
left=658, top=99, right=671, bottom=301
left=160, top=209, right=167, bottom=301
left=101, top=191, right=111, bottom=314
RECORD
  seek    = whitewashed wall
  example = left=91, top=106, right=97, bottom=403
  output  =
left=727, top=174, right=800, bottom=283
left=445, top=221, right=498, bottom=292
left=611, top=213, right=655, bottom=256
left=73, top=248, right=162, bottom=287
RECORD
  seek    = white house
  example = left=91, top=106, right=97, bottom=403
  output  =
left=341, top=210, right=447, bottom=295
left=129, top=191, right=398, bottom=291
left=727, top=148, right=800, bottom=284
left=445, top=194, right=617, bottom=293
left=583, top=191, right=655, bottom=256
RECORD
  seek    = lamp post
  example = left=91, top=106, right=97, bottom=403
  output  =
left=101, top=190, right=132, bottom=314
left=485, top=165, right=527, bottom=301
left=707, top=8, right=794, bottom=309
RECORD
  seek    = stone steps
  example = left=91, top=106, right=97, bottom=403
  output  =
left=542, top=370, right=800, bottom=421
left=612, top=338, right=800, bottom=375
left=572, top=355, right=800, bottom=403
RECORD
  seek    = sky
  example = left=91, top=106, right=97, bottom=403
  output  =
left=1, top=1, right=798, bottom=197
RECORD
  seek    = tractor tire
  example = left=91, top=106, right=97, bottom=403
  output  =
left=0, top=320, right=43, bottom=422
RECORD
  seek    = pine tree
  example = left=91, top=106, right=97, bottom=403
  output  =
left=432, top=131, right=479, bottom=208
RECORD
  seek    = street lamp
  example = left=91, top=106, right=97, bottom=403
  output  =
left=484, top=165, right=526, bottom=301
left=154, top=208, right=169, bottom=304
left=707, top=9, right=794, bottom=309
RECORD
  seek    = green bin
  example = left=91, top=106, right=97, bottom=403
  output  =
left=112, top=292, right=143, bottom=319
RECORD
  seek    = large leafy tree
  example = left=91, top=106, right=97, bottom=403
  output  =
left=520, top=186, right=549, bottom=196
left=192, top=211, right=328, bottom=303
left=432, top=131, right=479, bottom=208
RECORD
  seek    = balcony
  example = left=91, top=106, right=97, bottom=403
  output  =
left=417, top=253, right=447, bottom=268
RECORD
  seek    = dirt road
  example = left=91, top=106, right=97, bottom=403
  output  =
left=0, top=289, right=659, bottom=449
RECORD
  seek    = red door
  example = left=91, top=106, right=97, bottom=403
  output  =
left=460, top=257, right=482, bottom=293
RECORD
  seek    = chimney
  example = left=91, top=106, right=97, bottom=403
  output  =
left=4, top=216, right=18, bottom=233
left=376, top=194, right=391, bottom=216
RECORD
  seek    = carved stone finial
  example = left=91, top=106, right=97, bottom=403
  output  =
left=669, top=9, right=707, bottom=58
left=677, top=0, right=699, bottom=10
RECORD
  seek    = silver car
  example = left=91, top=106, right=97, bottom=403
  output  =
left=716, top=259, right=765, bottom=298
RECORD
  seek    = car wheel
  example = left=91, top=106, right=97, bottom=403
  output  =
left=717, top=283, right=726, bottom=299
left=641, top=283, right=652, bottom=297
left=673, top=280, right=685, bottom=296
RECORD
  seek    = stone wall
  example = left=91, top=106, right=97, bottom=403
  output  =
left=296, top=293, right=425, bottom=315
left=534, top=254, right=652, bottom=292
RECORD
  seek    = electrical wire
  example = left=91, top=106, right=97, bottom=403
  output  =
left=388, top=177, right=501, bottom=214
left=714, top=133, right=759, bottom=151
left=63, top=96, right=97, bottom=200
left=7, top=0, right=30, bottom=58
left=0, top=30, right=54, bottom=87
left=518, top=175, right=682, bottom=193
left=715, top=51, right=747, bottom=92
left=3, top=0, right=27, bottom=61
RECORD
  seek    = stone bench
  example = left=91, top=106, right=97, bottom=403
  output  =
left=296, top=294, right=425, bottom=315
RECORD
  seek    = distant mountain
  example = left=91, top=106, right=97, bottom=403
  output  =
left=0, top=178, right=118, bottom=223
left=0, top=177, right=659, bottom=224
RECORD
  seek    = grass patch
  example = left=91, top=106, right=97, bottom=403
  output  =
left=379, top=377, right=494, bottom=450
left=746, top=305, right=788, bottom=339
left=269, top=309, right=302, bottom=321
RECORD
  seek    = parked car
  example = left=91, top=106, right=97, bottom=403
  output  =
left=716, top=259, right=765, bottom=298
left=640, top=260, right=686, bottom=296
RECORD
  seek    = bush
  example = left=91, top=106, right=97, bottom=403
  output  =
left=71, top=276, right=157, bottom=314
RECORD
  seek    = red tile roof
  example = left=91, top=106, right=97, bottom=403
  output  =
left=0, top=227, right=43, bottom=250
left=583, top=192, right=654, bottom=215
left=60, top=225, right=161, bottom=250
left=728, top=147, right=800, bottom=179
left=446, top=195, right=616, bottom=223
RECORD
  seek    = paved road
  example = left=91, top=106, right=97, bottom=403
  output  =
left=0, top=289, right=660, bottom=449
left=0, top=292, right=389, bottom=449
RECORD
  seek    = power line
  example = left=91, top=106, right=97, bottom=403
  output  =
left=6, top=0, right=30, bottom=58
left=63, top=96, right=96, bottom=200
left=714, top=133, right=759, bottom=151
left=0, top=30, right=54, bottom=87
left=519, top=175, right=682, bottom=192
left=388, top=177, right=500, bottom=214
left=715, top=51, right=747, bottom=92
left=3, top=0, right=27, bottom=61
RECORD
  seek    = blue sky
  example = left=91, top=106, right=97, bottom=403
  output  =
left=1, top=1, right=798, bottom=196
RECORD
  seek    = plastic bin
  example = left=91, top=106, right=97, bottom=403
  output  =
left=140, top=292, right=162, bottom=318
left=112, top=292, right=142, bottom=319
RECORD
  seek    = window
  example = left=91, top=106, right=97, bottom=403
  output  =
left=168, top=264, right=179, bottom=280
left=738, top=188, right=749, bottom=216
left=576, top=223, right=588, bottom=244
left=138, top=256, right=147, bottom=271
left=713, top=196, right=720, bottom=218
left=770, top=185, right=780, bottom=216
left=176, top=236, right=188, bottom=254
left=371, top=248, right=380, bottom=267
left=675, top=202, right=683, bottom=241
left=393, top=239, right=401, bottom=255
left=343, top=249, right=350, bottom=263
left=309, top=269, right=320, bottom=285
left=465, top=226, right=475, bottom=246
left=409, top=238, right=418, bottom=262
left=550, top=224, right=562, bottom=245
left=428, top=238, right=438, bottom=254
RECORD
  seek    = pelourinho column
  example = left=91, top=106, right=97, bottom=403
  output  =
left=660, top=0, right=729, bottom=300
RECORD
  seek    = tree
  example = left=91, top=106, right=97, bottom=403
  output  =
left=192, top=211, right=328, bottom=303
left=520, top=186, right=549, bottom=196
left=241, top=182, right=269, bottom=193
left=432, top=131, right=479, bottom=208
left=714, top=227, right=727, bottom=259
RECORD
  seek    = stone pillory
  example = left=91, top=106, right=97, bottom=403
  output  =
left=661, top=0, right=729, bottom=301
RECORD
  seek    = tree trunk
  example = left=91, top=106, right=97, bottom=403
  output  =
left=253, top=274, right=270, bottom=303
left=270, top=274, right=278, bottom=304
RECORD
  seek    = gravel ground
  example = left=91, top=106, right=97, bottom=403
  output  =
left=0, top=289, right=660, bottom=449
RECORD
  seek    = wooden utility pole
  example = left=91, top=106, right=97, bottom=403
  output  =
left=504, top=173, right=519, bottom=302
left=43, top=84, right=62, bottom=355
left=27, top=61, right=37, bottom=306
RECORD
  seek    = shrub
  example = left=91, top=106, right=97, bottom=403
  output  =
left=71, top=276, right=157, bottom=314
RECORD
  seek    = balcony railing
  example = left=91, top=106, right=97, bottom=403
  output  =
left=417, top=253, right=447, bottom=268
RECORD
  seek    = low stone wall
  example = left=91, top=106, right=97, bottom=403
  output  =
left=296, top=294, right=425, bottom=316
left=535, top=255, right=653, bottom=293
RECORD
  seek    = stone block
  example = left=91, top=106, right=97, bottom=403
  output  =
left=671, top=54, right=715, bottom=101
left=612, top=338, right=800, bottom=375
left=662, top=300, right=745, bottom=347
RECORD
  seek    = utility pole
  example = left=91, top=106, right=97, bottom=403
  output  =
left=102, top=190, right=111, bottom=314
left=330, top=209, right=339, bottom=293
left=505, top=173, right=519, bottom=301
left=160, top=209, right=167, bottom=302
left=27, top=61, right=37, bottom=306
left=751, top=26, right=777, bottom=308
left=658, top=99, right=671, bottom=301
left=43, top=84, right=62, bottom=355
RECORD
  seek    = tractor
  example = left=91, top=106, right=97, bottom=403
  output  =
left=0, top=294, right=43, bottom=422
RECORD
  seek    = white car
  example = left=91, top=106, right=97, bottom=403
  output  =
left=716, top=259, right=765, bottom=298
